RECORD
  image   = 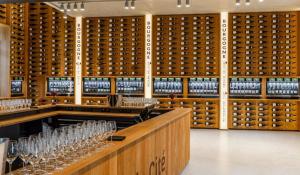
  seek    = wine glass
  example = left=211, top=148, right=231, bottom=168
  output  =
left=107, top=121, right=117, bottom=143
left=18, top=137, right=30, bottom=174
left=6, top=140, right=19, bottom=175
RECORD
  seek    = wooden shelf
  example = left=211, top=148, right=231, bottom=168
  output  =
left=228, top=99, right=299, bottom=131
left=82, top=16, right=145, bottom=77
left=156, top=97, right=220, bottom=129
left=152, top=14, right=220, bottom=77
left=229, top=12, right=300, bottom=77
left=27, top=3, right=75, bottom=105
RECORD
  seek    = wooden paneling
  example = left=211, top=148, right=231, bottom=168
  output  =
left=157, top=98, right=220, bottom=129
left=229, top=12, right=299, bottom=77
left=28, top=3, right=75, bottom=105
left=82, top=16, right=145, bottom=77
left=152, top=14, right=220, bottom=130
left=152, top=14, right=220, bottom=77
left=228, top=11, right=300, bottom=131
left=0, top=4, right=8, bottom=24
left=228, top=99, right=299, bottom=131
left=10, top=4, right=27, bottom=77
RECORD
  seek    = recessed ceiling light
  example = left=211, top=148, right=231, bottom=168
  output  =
left=235, top=0, right=241, bottom=6
left=59, top=3, right=64, bottom=12
left=245, top=0, right=250, bottom=5
left=124, top=0, right=129, bottom=10
left=177, top=0, right=182, bottom=8
left=259, top=0, right=264, bottom=2
left=74, top=2, right=78, bottom=11
left=131, top=0, right=135, bottom=10
left=80, top=2, right=85, bottom=11
left=66, top=2, right=71, bottom=12
left=186, top=0, right=191, bottom=7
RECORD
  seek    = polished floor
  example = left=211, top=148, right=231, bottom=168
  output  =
left=182, top=129, right=300, bottom=175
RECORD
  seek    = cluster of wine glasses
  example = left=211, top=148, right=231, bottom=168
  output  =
left=122, top=97, right=158, bottom=107
left=0, top=99, right=32, bottom=112
left=6, top=120, right=117, bottom=174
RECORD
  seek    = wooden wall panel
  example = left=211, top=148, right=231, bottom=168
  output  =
left=229, top=12, right=299, bottom=77
left=28, top=3, right=75, bottom=105
left=152, top=14, right=220, bottom=77
left=0, top=4, right=8, bottom=24
left=157, top=98, right=220, bottom=129
left=228, top=11, right=300, bottom=131
left=82, top=16, right=145, bottom=77
left=228, top=99, right=299, bottom=131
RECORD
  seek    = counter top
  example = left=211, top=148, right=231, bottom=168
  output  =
left=0, top=110, right=141, bottom=128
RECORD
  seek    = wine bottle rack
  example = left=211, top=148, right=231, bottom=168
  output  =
left=157, top=98, right=220, bottom=129
left=153, top=78, right=183, bottom=96
left=229, top=12, right=300, bottom=76
left=116, top=77, right=144, bottom=96
left=10, top=4, right=27, bottom=77
left=267, top=78, right=299, bottom=98
left=152, top=14, right=220, bottom=76
left=82, top=16, right=145, bottom=76
left=46, top=77, right=74, bottom=96
left=0, top=4, right=7, bottom=24
left=188, top=78, right=219, bottom=97
left=229, top=78, right=262, bottom=98
left=228, top=99, right=299, bottom=131
left=83, top=77, right=111, bottom=96
left=28, top=3, right=75, bottom=105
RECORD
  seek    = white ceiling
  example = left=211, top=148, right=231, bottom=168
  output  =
left=50, top=0, right=300, bottom=17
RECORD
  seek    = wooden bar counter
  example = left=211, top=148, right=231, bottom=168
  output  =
left=1, top=105, right=191, bottom=175
left=52, top=108, right=191, bottom=175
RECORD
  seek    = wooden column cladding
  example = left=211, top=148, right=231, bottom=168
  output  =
left=228, top=12, right=300, bottom=131
left=153, top=14, right=221, bottom=129
left=28, top=3, right=75, bottom=106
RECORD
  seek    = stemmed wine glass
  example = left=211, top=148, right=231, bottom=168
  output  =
left=18, top=137, right=31, bottom=174
left=107, top=121, right=117, bottom=143
left=6, top=140, right=19, bottom=175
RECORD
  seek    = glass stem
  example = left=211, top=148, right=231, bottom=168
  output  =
left=9, top=163, right=12, bottom=175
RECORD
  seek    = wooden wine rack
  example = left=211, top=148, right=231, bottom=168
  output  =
left=228, top=11, right=300, bottom=131
left=157, top=98, right=220, bottom=129
left=152, top=14, right=220, bottom=77
left=152, top=14, right=220, bottom=129
left=10, top=4, right=27, bottom=77
left=28, top=3, right=75, bottom=105
left=0, top=4, right=8, bottom=24
left=228, top=99, right=299, bottom=131
left=229, top=12, right=300, bottom=76
left=82, top=16, right=145, bottom=77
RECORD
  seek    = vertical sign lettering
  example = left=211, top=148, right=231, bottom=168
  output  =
left=75, top=17, right=82, bottom=104
left=220, top=12, right=228, bottom=129
left=145, top=14, right=153, bottom=98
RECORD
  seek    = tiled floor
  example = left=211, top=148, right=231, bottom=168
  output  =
left=182, top=129, right=300, bottom=175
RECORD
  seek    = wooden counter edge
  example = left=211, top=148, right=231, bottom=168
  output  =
left=0, top=111, right=141, bottom=127
left=52, top=108, right=192, bottom=175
